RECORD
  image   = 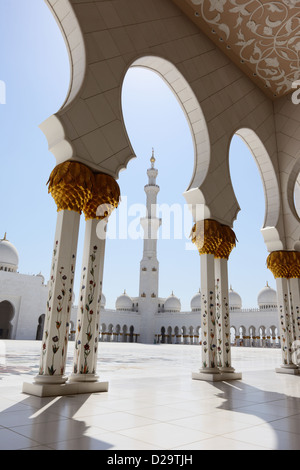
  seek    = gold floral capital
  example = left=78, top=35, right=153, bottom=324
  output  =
left=47, top=161, right=94, bottom=213
left=191, top=219, right=222, bottom=255
left=191, top=220, right=236, bottom=258
left=267, top=251, right=300, bottom=279
left=83, top=173, right=120, bottom=221
left=215, top=225, right=237, bottom=260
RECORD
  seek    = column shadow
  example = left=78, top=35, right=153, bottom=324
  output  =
left=210, top=377, right=300, bottom=450
left=0, top=390, right=117, bottom=450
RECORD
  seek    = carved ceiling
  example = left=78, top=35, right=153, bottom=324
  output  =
left=171, top=0, right=300, bottom=99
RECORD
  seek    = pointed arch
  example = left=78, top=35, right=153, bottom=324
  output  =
left=234, top=128, right=281, bottom=230
left=45, top=0, right=86, bottom=112
left=126, top=56, right=210, bottom=193
left=230, top=128, right=283, bottom=251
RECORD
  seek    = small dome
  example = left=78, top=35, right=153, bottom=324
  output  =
left=191, top=290, right=201, bottom=311
left=229, top=286, right=242, bottom=310
left=116, top=290, right=132, bottom=311
left=0, top=234, right=19, bottom=272
left=100, top=293, right=106, bottom=308
left=164, top=292, right=181, bottom=312
left=258, top=283, right=277, bottom=309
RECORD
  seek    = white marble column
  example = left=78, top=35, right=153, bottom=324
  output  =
left=267, top=250, right=300, bottom=375
left=289, top=278, right=300, bottom=341
left=214, top=257, right=235, bottom=373
left=289, top=278, right=300, bottom=366
left=276, top=277, right=298, bottom=372
left=35, top=209, right=80, bottom=385
left=70, top=218, right=106, bottom=382
left=22, top=162, right=117, bottom=396
left=69, top=171, right=119, bottom=390
left=198, top=253, right=220, bottom=374
left=191, top=220, right=241, bottom=382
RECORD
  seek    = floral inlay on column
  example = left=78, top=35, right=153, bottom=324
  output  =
left=40, top=240, right=59, bottom=376
left=209, top=289, right=216, bottom=369
left=74, top=245, right=99, bottom=375
left=283, top=293, right=293, bottom=364
left=267, top=251, right=300, bottom=367
left=70, top=172, right=120, bottom=383
left=36, top=161, right=93, bottom=383
left=202, top=293, right=208, bottom=368
left=201, top=290, right=217, bottom=369
left=192, top=220, right=236, bottom=373
left=49, top=266, right=68, bottom=376
left=215, top=278, right=222, bottom=368
left=223, top=295, right=231, bottom=368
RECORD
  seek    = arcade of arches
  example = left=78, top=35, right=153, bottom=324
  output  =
left=20, top=0, right=300, bottom=396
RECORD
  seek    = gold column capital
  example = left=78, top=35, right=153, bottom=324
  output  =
left=267, top=250, right=300, bottom=279
left=191, top=219, right=222, bottom=255
left=191, top=219, right=236, bottom=259
left=83, top=172, right=120, bottom=221
left=215, top=225, right=237, bottom=260
left=47, top=161, right=94, bottom=214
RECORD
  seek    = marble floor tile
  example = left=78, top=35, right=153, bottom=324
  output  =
left=0, top=341, right=300, bottom=450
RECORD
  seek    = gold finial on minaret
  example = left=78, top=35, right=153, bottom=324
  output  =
left=150, top=148, right=156, bottom=168
left=2, top=232, right=7, bottom=241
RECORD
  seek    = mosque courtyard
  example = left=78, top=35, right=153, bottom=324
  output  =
left=0, top=341, right=300, bottom=450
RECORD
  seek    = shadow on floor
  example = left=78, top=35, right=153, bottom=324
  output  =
left=209, top=376, right=300, bottom=450
left=0, top=392, right=113, bottom=450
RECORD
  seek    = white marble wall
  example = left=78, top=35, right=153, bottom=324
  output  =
left=0, top=272, right=48, bottom=340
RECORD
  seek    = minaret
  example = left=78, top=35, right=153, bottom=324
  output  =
left=139, top=150, right=162, bottom=343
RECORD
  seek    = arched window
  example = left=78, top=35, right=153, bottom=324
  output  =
left=0, top=301, right=14, bottom=339
left=36, top=314, right=45, bottom=341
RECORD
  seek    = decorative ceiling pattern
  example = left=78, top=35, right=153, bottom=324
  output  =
left=172, top=0, right=300, bottom=98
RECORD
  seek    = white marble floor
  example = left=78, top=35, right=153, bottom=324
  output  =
left=0, top=341, right=300, bottom=450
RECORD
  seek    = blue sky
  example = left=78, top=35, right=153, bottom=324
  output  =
left=0, top=0, right=275, bottom=310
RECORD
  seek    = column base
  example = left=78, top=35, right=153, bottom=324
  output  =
left=22, top=379, right=109, bottom=397
left=275, top=365, right=300, bottom=376
left=33, top=374, right=69, bottom=385
left=68, top=373, right=100, bottom=383
left=192, top=370, right=242, bottom=382
left=219, top=366, right=236, bottom=373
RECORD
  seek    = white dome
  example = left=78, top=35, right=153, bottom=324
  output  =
left=0, top=235, right=19, bottom=272
left=116, top=291, right=132, bottom=311
left=164, top=292, right=181, bottom=312
left=191, top=290, right=201, bottom=311
left=229, top=287, right=242, bottom=310
left=258, top=283, right=277, bottom=309
left=100, top=293, right=106, bottom=308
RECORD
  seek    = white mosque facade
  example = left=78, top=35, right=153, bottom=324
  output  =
left=95, top=285, right=280, bottom=348
left=0, top=156, right=280, bottom=348
left=0, top=234, right=48, bottom=341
